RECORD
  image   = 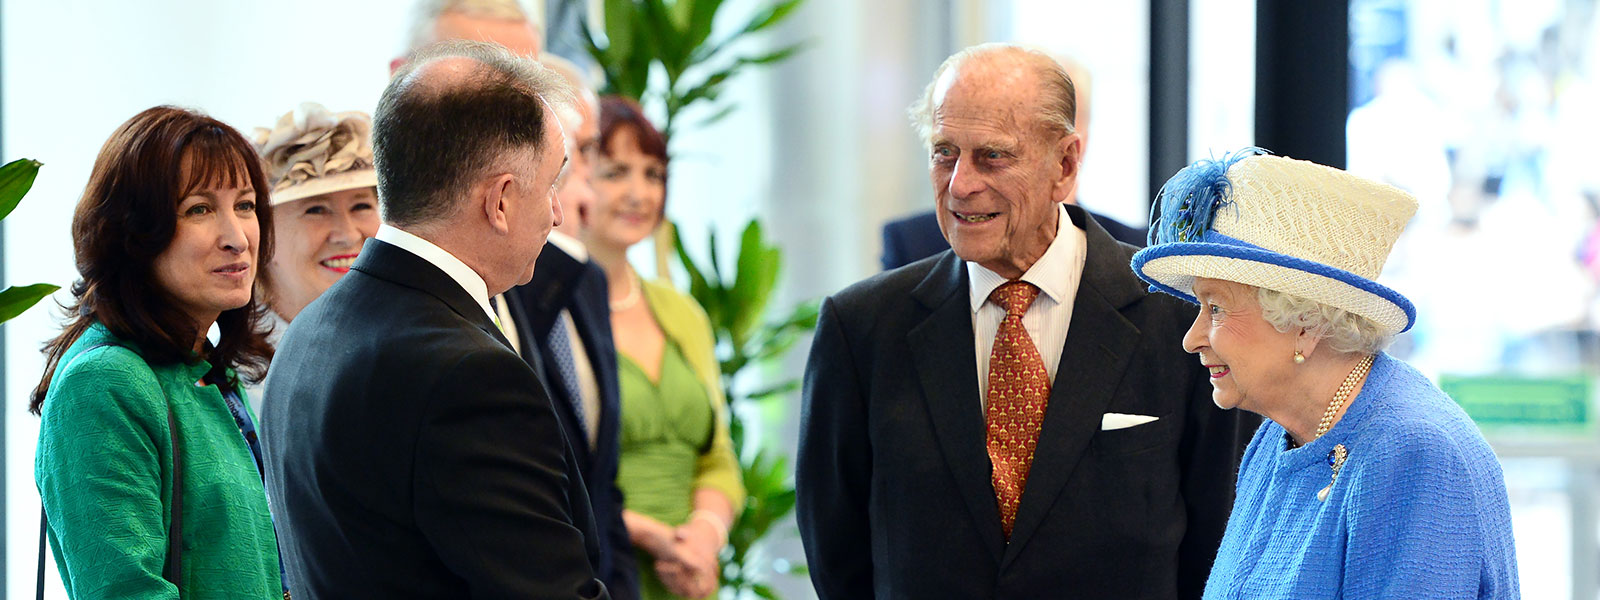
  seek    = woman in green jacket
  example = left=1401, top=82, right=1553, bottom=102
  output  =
left=30, top=106, right=284, bottom=599
left=585, top=96, right=745, bottom=600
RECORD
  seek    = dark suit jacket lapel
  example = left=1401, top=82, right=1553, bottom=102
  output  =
left=1002, top=205, right=1148, bottom=566
left=521, top=242, right=587, bottom=336
left=352, top=238, right=513, bottom=350
left=907, top=251, right=1007, bottom=563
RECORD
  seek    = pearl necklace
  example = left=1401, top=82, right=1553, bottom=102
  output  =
left=609, top=274, right=641, bottom=311
left=1314, top=354, right=1374, bottom=440
left=1311, top=354, right=1374, bottom=501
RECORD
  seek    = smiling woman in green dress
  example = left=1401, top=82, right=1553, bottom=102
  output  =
left=583, top=95, right=745, bottom=600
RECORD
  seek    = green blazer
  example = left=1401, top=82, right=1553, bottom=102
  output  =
left=36, top=322, right=282, bottom=599
left=640, top=279, right=746, bottom=511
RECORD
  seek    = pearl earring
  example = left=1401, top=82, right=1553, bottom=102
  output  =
left=1293, top=350, right=1306, bottom=364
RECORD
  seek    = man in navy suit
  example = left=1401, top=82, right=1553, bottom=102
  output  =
left=502, top=54, right=640, bottom=600
left=880, top=53, right=1147, bottom=270
left=798, top=44, right=1255, bottom=599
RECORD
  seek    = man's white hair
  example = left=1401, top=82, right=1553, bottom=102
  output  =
left=907, top=43, right=1077, bottom=147
left=405, top=0, right=544, bottom=53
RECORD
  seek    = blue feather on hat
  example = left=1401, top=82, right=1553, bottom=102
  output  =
left=1148, top=147, right=1267, bottom=245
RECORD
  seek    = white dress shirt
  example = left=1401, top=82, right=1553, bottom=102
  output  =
left=376, top=224, right=497, bottom=324
left=968, top=204, right=1088, bottom=407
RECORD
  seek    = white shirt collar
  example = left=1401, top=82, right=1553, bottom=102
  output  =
left=546, top=230, right=589, bottom=262
left=968, top=203, right=1084, bottom=313
left=376, top=224, right=496, bottom=322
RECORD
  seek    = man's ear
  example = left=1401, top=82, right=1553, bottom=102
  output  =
left=1051, top=132, right=1083, bottom=203
left=480, top=173, right=516, bottom=235
left=389, top=57, right=406, bottom=76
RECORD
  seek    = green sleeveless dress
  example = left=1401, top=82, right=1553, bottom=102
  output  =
left=618, top=341, right=715, bottom=600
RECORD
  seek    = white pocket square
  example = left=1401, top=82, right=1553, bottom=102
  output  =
left=1101, top=413, right=1159, bottom=431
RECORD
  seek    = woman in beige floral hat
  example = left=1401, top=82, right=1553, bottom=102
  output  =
left=248, top=103, right=378, bottom=412
left=252, top=102, right=379, bottom=329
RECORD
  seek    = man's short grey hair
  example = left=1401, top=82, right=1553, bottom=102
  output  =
left=375, top=40, right=574, bottom=227
left=1257, top=287, right=1393, bottom=355
left=907, top=43, right=1076, bottom=147
left=406, top=0, right=541, bottom=53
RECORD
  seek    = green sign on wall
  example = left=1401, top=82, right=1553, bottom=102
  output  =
left=1439, top=375, right=1592, bottom=431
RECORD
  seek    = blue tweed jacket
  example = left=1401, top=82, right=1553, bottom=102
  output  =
left=1204, top=352, right=1519, bottom=599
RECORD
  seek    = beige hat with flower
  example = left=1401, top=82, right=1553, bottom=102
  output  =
left=253, top=102, right=377, bottom=205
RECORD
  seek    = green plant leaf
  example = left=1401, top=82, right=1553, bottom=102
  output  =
left=640, top=0, right=688, bottom=79
left=729, top=220, right=779, bottom=345
left=601, top=0, right=636, bottom=63
left=684, top=0, right=724, bottom=51
left=0, top=159, right=43, bottom=222
left=751, top=583, right=779, bottom=599
left=691, top=0, right=806, bottom=65
left=742, top=0, right=805, bottom=35
left=739, top=40, right=809, bottom=66
left=670, top=223, right=714, bottom=320
left=0, top=283, right=59, bottom=323
left=744, top=379, right=799, bottom=401
left=621, top=26, right=655, bottom=100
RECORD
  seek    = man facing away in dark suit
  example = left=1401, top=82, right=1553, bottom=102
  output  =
left=880, top=51, right=1147, bottom=270
left=797, top=44, right=1258, bottom=599
left=261, top=40, right=609, bottom=599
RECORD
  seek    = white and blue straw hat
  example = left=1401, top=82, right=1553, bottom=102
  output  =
left=1130, top=148, right=1420, bottom=337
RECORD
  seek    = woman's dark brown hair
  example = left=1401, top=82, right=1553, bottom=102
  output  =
left=30, top=106, right=276, bottom=413
left=597, top=95, right=669, bottom=216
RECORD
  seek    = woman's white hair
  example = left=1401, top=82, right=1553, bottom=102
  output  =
left=1256, top=287, right=1392, bottom=355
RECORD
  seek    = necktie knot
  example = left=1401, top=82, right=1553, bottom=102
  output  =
left=989, top=280, right=1040, bottom=318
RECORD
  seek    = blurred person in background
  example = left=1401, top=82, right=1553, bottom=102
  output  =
left=502, top=54, right=642, bottom=600
left=394, top=0, right=541, bottom=74
left=31, top=105, right=283, bottom=598
left=247, top=102, right=379, bottom=414
left=1131, top=149, right=1519, bottom=598
left=585, top=95, right=743, bottom=600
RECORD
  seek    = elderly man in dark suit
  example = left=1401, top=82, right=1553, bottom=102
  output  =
left=261, top=40, right=608, bottom=599
left=796, top=43, right=1257, bottom=599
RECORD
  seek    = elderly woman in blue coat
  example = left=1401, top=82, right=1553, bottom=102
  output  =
left=1131, top=150, right=1519, bottom=599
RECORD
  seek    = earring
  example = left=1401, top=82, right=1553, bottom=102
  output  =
left=1293, top=350, right=1306, bottom=364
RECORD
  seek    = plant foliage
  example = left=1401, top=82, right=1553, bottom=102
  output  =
left=0, top=159, right=59, bottom=324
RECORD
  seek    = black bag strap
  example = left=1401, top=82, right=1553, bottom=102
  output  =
left=37, top=343, right=183, bottom=599
left=165, top=403, right=183, bottom=585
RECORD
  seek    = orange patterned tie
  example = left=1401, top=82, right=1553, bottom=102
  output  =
left=985, top=280, right=1050, bottom=539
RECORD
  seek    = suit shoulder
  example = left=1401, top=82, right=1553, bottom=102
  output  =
left=829, top=257, right=938, bottom=314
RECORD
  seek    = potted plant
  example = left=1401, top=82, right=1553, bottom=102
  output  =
left=0, top=159, right=60, bottom=323
left=584, top=1, right=813, bottom=597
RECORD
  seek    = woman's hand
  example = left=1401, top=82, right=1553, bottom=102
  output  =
left=674, top=517, right=724, bottom=566
left=626, top=510, right=719, bottom=597
left=655, top=549, right=718, bottom=598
